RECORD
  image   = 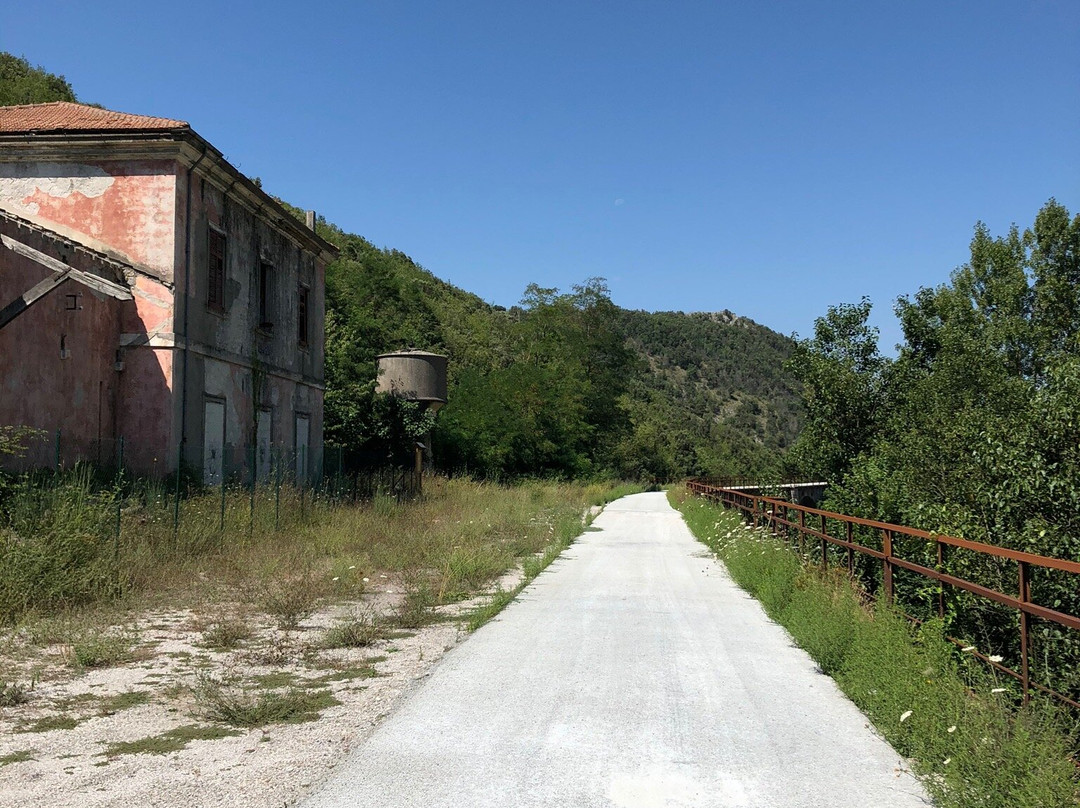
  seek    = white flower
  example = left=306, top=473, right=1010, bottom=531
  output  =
left=961, top=645, right=975, bottom=652
left=943, top=758, right=951, bottom=766
left=332, top=576, right=339, bottom=582
left=988, top=655, right=1003, bottom=663
left=900, top=710, right=913, bottom=723
left=991, top=687, right=1005, bottom=693
left=348, top=565, right=356, bottom=570
left=362, top=577, right=370, bottom=583
left=947, top=725, right=956, bottom=733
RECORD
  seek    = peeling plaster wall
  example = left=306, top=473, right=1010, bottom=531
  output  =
left=0, top=160, right=177, bottom=282
left=0, top=155, right=326, bottom=480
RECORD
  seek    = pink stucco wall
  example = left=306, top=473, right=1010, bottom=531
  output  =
left=0, top=249, right=125, bottom=468
left=0, top=160, right=177, bottom=280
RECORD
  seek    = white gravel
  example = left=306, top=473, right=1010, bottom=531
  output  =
left=0, top=572, right=523, bottom=808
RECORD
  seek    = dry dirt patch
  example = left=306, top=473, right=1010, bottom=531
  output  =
left=0, top=573, right=523, bottom=808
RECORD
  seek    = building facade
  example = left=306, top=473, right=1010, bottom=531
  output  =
left=0, top=102, right=336, bottom=482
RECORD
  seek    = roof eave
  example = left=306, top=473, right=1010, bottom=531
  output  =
left=0, top=127, right=339, bottom=264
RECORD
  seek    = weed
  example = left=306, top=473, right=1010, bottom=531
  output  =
left=316, top=666, right=380, bottom=683
left=0, top=680, right=30, bottom=706
left=394, top=582, right=438, bottom=629
left=466, top=588, right=517, bottom=632
left=66, top=631, right=135, bottom=669
left=98, top=690, right=150, bottom=715
left=322, top=612, right=385, bottom=649
left=0, top=749, right=35, bottom=766
left=249, top=672, right=299, bottom=689
left=103, top=724, right=240, bottom=756
left=249, top=630, right=295, bottom=666
left=259, top=573, right=324, bottom=630
left=200, top=618, right=253, bottom=650
left=17, top=713, right=83, bottom=733
left=195, top=676, right=340, bottom=727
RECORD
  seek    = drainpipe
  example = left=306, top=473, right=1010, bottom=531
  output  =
left=179, top=145, right=208, bottom=469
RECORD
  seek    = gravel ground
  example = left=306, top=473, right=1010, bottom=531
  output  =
left=0, top=569, right=524, bottom=808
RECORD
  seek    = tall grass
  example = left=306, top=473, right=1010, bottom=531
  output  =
left=0, top=469, right=636, bottom=625
left=672, top=488, right=1079, bottom=808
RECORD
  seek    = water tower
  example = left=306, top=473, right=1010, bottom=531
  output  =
left=375, top=350, right=448, bottom=410
left=375, top=350, right=448, bottom=481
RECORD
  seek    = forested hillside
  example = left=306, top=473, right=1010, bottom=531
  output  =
left=1, top=53, right=801, bottom=481
left=310, top=216, right=800, bottom=480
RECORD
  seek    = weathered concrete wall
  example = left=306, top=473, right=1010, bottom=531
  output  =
left=0, top=160, right=177, bottom=281
left=174, top=170, right=326, bottom=479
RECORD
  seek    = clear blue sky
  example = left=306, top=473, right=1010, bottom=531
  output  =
left=4, top=1, right=1078, bottom=351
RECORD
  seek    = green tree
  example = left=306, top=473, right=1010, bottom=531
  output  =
left=786, top=298, right=885, bottom=482
left=0, top=53, right=77, bottom=106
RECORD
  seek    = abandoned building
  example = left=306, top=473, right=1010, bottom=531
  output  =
left=0, top=102, right=337, bottom=483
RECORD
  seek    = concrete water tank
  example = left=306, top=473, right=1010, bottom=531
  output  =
left=375, top=350, right=448, bottom=411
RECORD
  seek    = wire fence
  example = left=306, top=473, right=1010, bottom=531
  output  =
left=688, top=479, right=1080, bottom=710
left=0, top=426, right=422, bottom=543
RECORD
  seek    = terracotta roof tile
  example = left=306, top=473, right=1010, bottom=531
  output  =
left=0, top=102, right=188, bottom=133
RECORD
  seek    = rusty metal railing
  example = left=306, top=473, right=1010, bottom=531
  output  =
left=687, top=479, right=1080, bottom=709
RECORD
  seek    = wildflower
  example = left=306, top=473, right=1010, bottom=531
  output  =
left=991, top=688, right=1005, bottom=693
left=988, top=655, right=1003, bottom=663
left=900, top=710, right=913, bottom=723
left=943, top=758, right=951, bottom=766
left=961, top=646, right=975, bottom=652
left=332, top=576, right=340, bottom=582
left=947, top=725, right=956, bottom=733
left=362, top=577, right=370, bottom=583
left=348, top=565, right=356, bottom=570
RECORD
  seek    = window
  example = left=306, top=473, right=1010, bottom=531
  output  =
left=258, top=261, right=273, bottom=329
left=208, top=228, right=226, bottom=311
left=297, top=285, right=309, bottom=347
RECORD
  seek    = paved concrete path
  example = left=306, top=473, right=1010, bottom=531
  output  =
left=302, top=492, right=930, bottom=808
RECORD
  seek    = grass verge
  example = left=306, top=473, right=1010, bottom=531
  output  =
left=671, top=487, right=1079, bottom=808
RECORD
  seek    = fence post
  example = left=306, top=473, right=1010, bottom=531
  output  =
left=249, top=443, right=256, bottom=539
left=820, top=513, right=827, bottom=570
left=220, top=449, right=227, bottom=533
left=798, top=508, right=805, bottom=555
left=1018, top=560, right=1031, bottom=706
left=937, top=541, right=946, bottom=619
left=274, top=449, right=281, bottom=530
left=882, top=529, right=894, bottom=603
left=299, top=449, right=306, bottom=522
left=846, top=521, right=854, bottom=577
left=172, top=441, right=182, bottom=544
left=114, top=436, right=124, bottom=572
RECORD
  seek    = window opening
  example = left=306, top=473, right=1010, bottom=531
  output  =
left=297, top=285, right=309, bottom=347
left=208, top=228, right=226, bottom=311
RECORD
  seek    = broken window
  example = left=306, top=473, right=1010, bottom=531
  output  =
left=208, top=228, right=226, bottom=311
